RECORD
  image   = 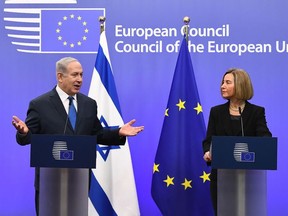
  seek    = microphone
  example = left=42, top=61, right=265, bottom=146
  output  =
left=238, top=107, right=244, bottom=136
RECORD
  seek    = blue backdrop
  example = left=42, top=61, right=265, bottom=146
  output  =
left=1, top=0, right=287, bottom=215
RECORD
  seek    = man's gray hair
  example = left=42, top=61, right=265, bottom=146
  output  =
left=56, top=57, right=78, bottom=75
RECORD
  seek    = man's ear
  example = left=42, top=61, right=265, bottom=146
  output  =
left=57, top=72, right=63, bottom=83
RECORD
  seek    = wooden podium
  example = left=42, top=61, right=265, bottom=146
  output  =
left=211, top=136, right=277, bottom=216
left=31, top=134, right=97, bottom=216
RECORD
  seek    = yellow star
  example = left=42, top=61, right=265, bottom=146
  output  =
left=165, top=108, right=169, bottom=116
left=176, top=99, right=186, bottom=111
left=181, top=178, right=192, bottom=190
left=163, top=175, right=174, bottom=187
left=194, top=102, right=203, bottom=114
left=200, top=171, right=211, bottom=183
left=153, top=163, right=160, bottom=173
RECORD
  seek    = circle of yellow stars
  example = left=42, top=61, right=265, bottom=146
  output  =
left=153, top=163, right=210, bottom=190
left=56, top=14, right=89, bottom=48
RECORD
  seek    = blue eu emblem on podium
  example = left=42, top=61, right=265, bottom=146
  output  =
left=234, top=143, right=255, bottom=163
left=60, top=150, right=74, bottom=160
left=240, top=152, right=255, bottom=162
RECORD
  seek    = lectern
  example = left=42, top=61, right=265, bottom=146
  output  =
left=31, top=134, right=97, bottom=216
left=211, top=136, right=277, bottom=216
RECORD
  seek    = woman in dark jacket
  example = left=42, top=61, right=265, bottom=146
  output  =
left=202, top=68, right=272, bottom=215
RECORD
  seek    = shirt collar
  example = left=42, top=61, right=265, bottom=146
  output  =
left=56, top=85, right=77, bottom=103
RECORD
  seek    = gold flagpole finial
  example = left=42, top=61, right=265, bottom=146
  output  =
left=99, top=16, right=106, bottom=33
left=183, top=16, right=190, bottom=43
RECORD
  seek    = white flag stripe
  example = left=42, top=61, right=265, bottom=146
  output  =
left=88, top=68, right=123, bottom=125
left=88, top=31, right=140, bottom=216
left=98, top=33, right=112, bottom=66
left=88, top=199, right=99, bottom=216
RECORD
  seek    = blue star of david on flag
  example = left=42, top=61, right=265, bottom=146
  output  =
left=97, top=116, right=120, bottom=161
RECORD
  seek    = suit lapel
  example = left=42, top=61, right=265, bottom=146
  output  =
left=49, top=88, right=74, bottom=132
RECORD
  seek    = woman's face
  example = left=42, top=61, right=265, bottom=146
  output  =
left=221, top=73, right=235, bottom=99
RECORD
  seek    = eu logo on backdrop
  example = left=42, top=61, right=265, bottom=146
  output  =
left=41, top=9, right=102, bottom=53
left=4, top=7, right=104, bottom=53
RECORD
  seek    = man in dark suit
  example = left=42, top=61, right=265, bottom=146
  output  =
left=12, top=57, right=144, bottom=215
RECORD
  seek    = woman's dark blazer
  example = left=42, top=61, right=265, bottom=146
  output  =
left=202, top=101, right=272, bottom=153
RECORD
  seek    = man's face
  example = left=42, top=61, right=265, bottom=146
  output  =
left=58, top=60, right=83, bottom=95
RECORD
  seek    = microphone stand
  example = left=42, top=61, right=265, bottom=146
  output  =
left=238, top=107, right=244, bottom=137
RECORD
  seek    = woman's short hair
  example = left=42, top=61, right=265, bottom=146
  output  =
left=222, top=68, right=254, bottom=100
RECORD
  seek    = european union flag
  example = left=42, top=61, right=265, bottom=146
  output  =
left=41, top=9, right=103, bottom=52
left=151, top=37, right=214, bottom=216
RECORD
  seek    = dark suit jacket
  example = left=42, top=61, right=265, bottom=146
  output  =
left=202, top=101, right=272, bottom=153
left=16, top=87, right=126, bottom=191
left=16, top=87, right=125, bottom=145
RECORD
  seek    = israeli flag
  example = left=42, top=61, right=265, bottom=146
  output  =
left=88, top=31, right=140, bottom=216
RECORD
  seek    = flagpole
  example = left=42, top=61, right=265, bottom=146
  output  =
left=183, top=16, right=190, bottom=44
left=99, top=16, right=106, bottom=33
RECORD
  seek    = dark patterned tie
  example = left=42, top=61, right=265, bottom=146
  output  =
left=68, top=96, right=77, bottom=129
